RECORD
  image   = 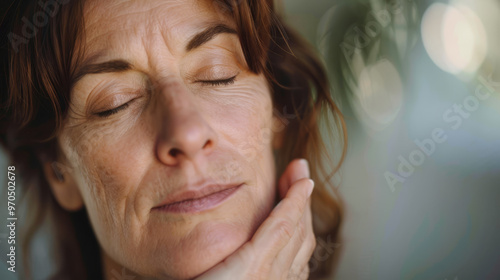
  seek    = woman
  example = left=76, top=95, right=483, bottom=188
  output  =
left=0, top=0, right=346, bottom=279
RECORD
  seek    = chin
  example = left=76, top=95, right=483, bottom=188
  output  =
left=143, top=187, right=274, bottom=279
left=154, top=223, right=251, bottom=280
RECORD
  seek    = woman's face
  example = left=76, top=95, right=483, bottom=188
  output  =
left=56, top=0, right=280, bottom=278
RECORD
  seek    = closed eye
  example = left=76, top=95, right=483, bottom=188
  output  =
left=94, top=98, right=140, bottom=118
left=96, top=103, right=130, bottom=118
left=94, top=75, right=236, bottom=118
left=198, top=75, right=237, bottom=86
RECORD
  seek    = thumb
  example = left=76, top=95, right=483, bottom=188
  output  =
left=278, top=159, right=310, bottom=199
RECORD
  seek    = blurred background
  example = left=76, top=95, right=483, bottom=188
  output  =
left=1, top=0, right=500, bottom=279
left=281, top=0, right=500, bottom=279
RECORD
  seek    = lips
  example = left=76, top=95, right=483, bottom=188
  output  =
left=153, top=183, right=243, bottom=213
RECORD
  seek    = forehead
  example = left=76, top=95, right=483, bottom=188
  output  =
left=81, top=0, right=233, bottom=61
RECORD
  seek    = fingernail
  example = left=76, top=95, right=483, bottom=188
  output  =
left=299, top=159, right=310, bottom=178
left=307, top=179, right=314, bottom=197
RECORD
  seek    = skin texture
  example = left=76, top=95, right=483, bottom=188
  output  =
left=44, top=0, right=315, bottom=279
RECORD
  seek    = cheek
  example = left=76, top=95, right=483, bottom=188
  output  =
left=63, top=110, right=147, bottom=188
left=60, top=119, right=150, bottom=249
left=204, top=75, right=278, bottom=216
left=203, top=75, right=275, bottom=158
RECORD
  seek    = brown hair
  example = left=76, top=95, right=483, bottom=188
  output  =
left=0, top=0, right=346, bottom=279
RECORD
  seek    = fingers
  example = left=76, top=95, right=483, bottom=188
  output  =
left=249, top=178, right=314, bottom=265
left=289, top=264, right=310, bottom=280
left=200, top=177, right=314, bottom=279
left=278, top=159, right=310, bottom=198
left=270, top=197, right=311, bottom=279
left=272, top=159, right=314, bottom=279
left=287, top=198, right=315, bottom=279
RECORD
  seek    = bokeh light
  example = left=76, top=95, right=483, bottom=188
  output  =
left=421, top=2, right=488, bottom=75
left=354, top=59, right=403, bottom=130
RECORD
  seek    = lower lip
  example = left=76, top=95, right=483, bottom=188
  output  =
left=154, top=185, right=242, bottom=214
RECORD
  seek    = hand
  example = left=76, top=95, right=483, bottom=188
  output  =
left=196, top=159, right=316, bottom=280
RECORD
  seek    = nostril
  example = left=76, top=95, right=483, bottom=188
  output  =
left=202, top=140, right=212, bottom=149
left=169, top=148, right=182, bottom=157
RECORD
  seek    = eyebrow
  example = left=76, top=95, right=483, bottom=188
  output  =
left=74, top=60, right=132, bottom=82
left=74, top=23, right=238, bottom=82
left=186, top=23, right=237, bottom=51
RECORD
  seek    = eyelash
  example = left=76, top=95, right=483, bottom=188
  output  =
left=199, top=75, right=237, bottom=86
left=96, top=102, right=130, bottom=118
left=96, top=76, right=237, bottom=118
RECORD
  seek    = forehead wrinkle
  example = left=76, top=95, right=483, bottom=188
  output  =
left=85, top=2, right=200, bottom=78
left=82, top=2, right=166, bottom=66
left=141, top=24, right=176, bottom=78
left=88, top=16, right=146, bottom=48
left=82, top=0, right=239, bottom=79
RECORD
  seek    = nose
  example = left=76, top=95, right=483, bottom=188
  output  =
left=155, top=81, right=217, bottom=166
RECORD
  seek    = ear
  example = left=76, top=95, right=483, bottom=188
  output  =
left=43, top=161, right=84, bottom=211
